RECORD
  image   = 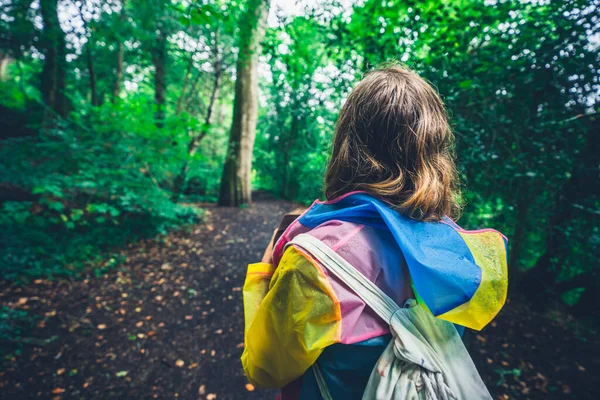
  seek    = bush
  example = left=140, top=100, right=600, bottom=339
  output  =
left=0, top=100, right=204, bottom=282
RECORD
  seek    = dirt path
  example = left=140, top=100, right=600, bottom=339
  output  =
left=1, top=198, right=598, bottom=399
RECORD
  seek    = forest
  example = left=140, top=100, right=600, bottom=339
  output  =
left=0, top=0, right=599, bottom=399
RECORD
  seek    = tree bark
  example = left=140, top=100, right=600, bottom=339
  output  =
left=40, top=0, right=70, bottom=119
left=86, top=45, right=99, bottom=106
left=77, top=2, right=99, bottom=106
left=153, top=29, right=167, bottom=127
left=280, top=114, right=299, bottom=199
left=218, top=0, right=270, bottom=207
left=112, top=0, right=126, bottom=101
left=0, top=51, right=11, bottom=81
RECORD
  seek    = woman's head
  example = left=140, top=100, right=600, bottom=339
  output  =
left=324, top=65, right=460, bottom=221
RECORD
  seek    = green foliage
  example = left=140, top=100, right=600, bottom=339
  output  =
left=0, top=306, right=32, bottom=342
left=252, top=0, right=599, bottom=310
left=0, top=0, right=598, bottom=312
left=0, top=306, right=37, bottom=362
left=0, top=100, right=204, bottom=281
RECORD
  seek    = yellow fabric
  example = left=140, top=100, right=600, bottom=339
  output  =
left=437, top=231, right=508, bottom=330
left=241, top=246, right=341, bottom=388
left=243, top=262, right=276, bottom=337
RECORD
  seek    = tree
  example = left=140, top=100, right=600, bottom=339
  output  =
left=77, top=1, right=100, bottom=106
left=218, top=0, right=270, bottom=206
left=39, top=0, right=70, bottom=118
left=112, top=0, right=127, bottom=101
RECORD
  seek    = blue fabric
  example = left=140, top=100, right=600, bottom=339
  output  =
left=299, top=193, right=482, bottom=316
left=298, top=331, right=466, bottom=400
left=299, top=335, right=392, bottom=400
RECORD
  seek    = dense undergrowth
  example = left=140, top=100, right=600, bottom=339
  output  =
left=0, top=99, right=204, bottom=282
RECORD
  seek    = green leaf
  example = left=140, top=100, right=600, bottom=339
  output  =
left=458, top=80, right=473, bottom=89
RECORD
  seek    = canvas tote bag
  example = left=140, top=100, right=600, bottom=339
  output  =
left=287, top=234, right=492, bottom=400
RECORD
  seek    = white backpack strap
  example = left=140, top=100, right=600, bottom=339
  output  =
left=286, top=233, right=401, bottom=325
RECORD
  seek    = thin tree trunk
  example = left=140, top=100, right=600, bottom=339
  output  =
left=0, top=51, right=11, bottom=81
left=218, top=0, right=270, bottom=207
left=280, top=114, right=298, bottom=199
left=153, top=30, right=167, bottom=127
left=40, top=0, right=70, bottom=119
left=175, top=55, right=194, bottom=115
left=113, top=42, right=124, bottom=101
left=86, top=45, right=99, bottom=106
left=172, top=67, right=222, bottom=200
left=78, top=2, right=99, bottom=106
left=113, top=0, right=126, bottom=101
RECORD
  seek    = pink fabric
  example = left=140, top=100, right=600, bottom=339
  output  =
left=272, top=193, right=413, bottom=345
left=290, top=220, right=414, bottom=345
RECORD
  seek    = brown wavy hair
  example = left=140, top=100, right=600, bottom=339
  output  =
left=324, top=65, right=461, bottom=221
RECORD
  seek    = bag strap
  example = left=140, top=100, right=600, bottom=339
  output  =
left=312, top=362, right=334, bottom=400
left=287, top=233, right=401, bottom=325
left=288, top=234, right=402, bottom=400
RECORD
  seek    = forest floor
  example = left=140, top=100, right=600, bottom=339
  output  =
left=0, top=196, right=599, bottom=400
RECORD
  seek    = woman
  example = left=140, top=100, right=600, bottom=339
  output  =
left=241, top=65, right=508, bottom=399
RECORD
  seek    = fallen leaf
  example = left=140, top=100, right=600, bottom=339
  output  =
left=56, top=368, right=65, bottom=376
left=175, top=359, right=185, bottom=367
left=185, top=315, right=193, bottom=320
left=245, top=383, right=255, bottom=392
left=136, top=321, right=143, bottom=327
left=198, top=385, right=206, bottom=395
left=97, top=324, right=107, bottom=330
left=52, top=388, right=65, bottom=394
left=207, top=394, right=217, bottom=400
left=116, top=371, right=128, bottom=378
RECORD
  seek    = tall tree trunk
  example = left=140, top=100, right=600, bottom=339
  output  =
left=0, top=51, right=11, bottom=81
left=86, top=46, right=99, bottom=106
left=172, top=67, right=222, bottom=200
left=78, top=2, right=99, bottom=106
left=218, top=0, right=270, bottom=207
left=40, top=0, right=70, bottom=119
left=153, top=29, right=167, bottom=127
left=280, top=113, right=299, bottom=199
left=113, top=0, right=126, bottom=101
